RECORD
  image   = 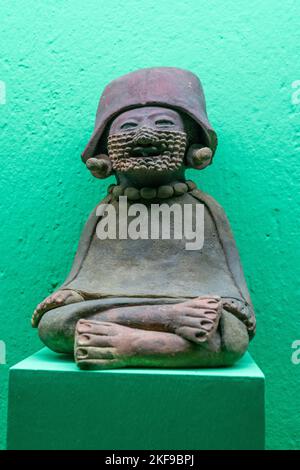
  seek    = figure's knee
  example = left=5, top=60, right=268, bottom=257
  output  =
left=219, top=310, right=249, bottom=365
left=38, top=308, right=75, bottom=354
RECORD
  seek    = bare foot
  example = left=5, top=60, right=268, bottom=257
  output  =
left=32, top=289, right=84, bottom=327
left=83, top=295, right=222, bottom=346
left=75, top=320, right=190, bottom=370
left=170, top=296, right=222, bottom=344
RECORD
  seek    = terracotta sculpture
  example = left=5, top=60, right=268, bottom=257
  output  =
left=32, top=67, right=256, bottom=369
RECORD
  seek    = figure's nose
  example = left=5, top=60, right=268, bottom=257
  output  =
left=134, top=134, right=153, bottom=145
left=132, top=126, right=159, bottom=146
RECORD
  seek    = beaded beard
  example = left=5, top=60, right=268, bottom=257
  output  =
left=107, top=127, right=187, bottom=173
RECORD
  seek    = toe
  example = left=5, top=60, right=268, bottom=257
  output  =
left=186, top=307, right=219, bottom=319
left=76, top=320, right=124, bottom=336
left=75, top=346, right=117, bottom=360
left=31, top=309, right=42, bottom=327
left=193, top=298, right=221, bottom=310
left=176, top=326, right=208, bottom=344
left=76, top=333, right=116, bottom=348
left=198, top=318, right=215, bottom=330
left=178, top=315, right=214, bottom=330
left=36, top=303, right=44, bottom=313
left=76, top=322, right=113, bottom=336
left=31, top=312, right=38, bottom=327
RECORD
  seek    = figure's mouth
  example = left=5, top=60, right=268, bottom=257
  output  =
left=130, top=145, right=162, bottom=158
left=108, top=129, right=187, bottom=173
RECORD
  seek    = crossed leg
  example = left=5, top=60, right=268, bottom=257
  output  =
left=75, top=322, right=221, bottom=369
left=38, top=296, right=249, bottom=369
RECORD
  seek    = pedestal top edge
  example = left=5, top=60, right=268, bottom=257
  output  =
left=10, top=348, right=265, bottom=379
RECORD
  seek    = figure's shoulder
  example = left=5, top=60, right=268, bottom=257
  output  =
left=189, top=188, right=236, bottom=241
left=189, top=188, right=227, bottom=218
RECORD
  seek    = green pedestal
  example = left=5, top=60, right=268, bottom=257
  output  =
left=7, top=348, right=265, bottom=450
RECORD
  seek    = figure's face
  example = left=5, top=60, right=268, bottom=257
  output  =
left=108, top=106, right=187, bottom=174
left=110, top=106, right=185, bottom=134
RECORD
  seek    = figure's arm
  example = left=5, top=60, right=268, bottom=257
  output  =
left=32, top=193, right=113, bottom=328
left=191, top=189, right=256, bottom=338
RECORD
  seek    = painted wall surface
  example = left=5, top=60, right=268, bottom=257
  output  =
left=0, top=0, right=299, bottom=450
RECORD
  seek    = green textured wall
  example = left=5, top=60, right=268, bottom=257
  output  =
left=0, top=0, right=299, bottom=450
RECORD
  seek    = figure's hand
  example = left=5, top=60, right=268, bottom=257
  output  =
left=86, top=154, right=112, bottom=179
left=31, top=290, right=84, bottom=328
left=186, top=144, right=213, bottom=170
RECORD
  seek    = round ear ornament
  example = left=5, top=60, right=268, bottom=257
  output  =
left=85, top=154, right=113, bottom=179
left=186, top=144, right=213, bottom=170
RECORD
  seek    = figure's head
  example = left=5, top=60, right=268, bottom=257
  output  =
left=82, top=67, right=218, bottom=183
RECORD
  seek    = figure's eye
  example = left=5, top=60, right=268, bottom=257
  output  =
left=120, top=122, right=138, bottom=130
left=155, top=119, right=174, bottom=127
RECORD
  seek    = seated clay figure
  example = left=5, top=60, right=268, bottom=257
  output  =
left=32, top=67, right=256, bottom=369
